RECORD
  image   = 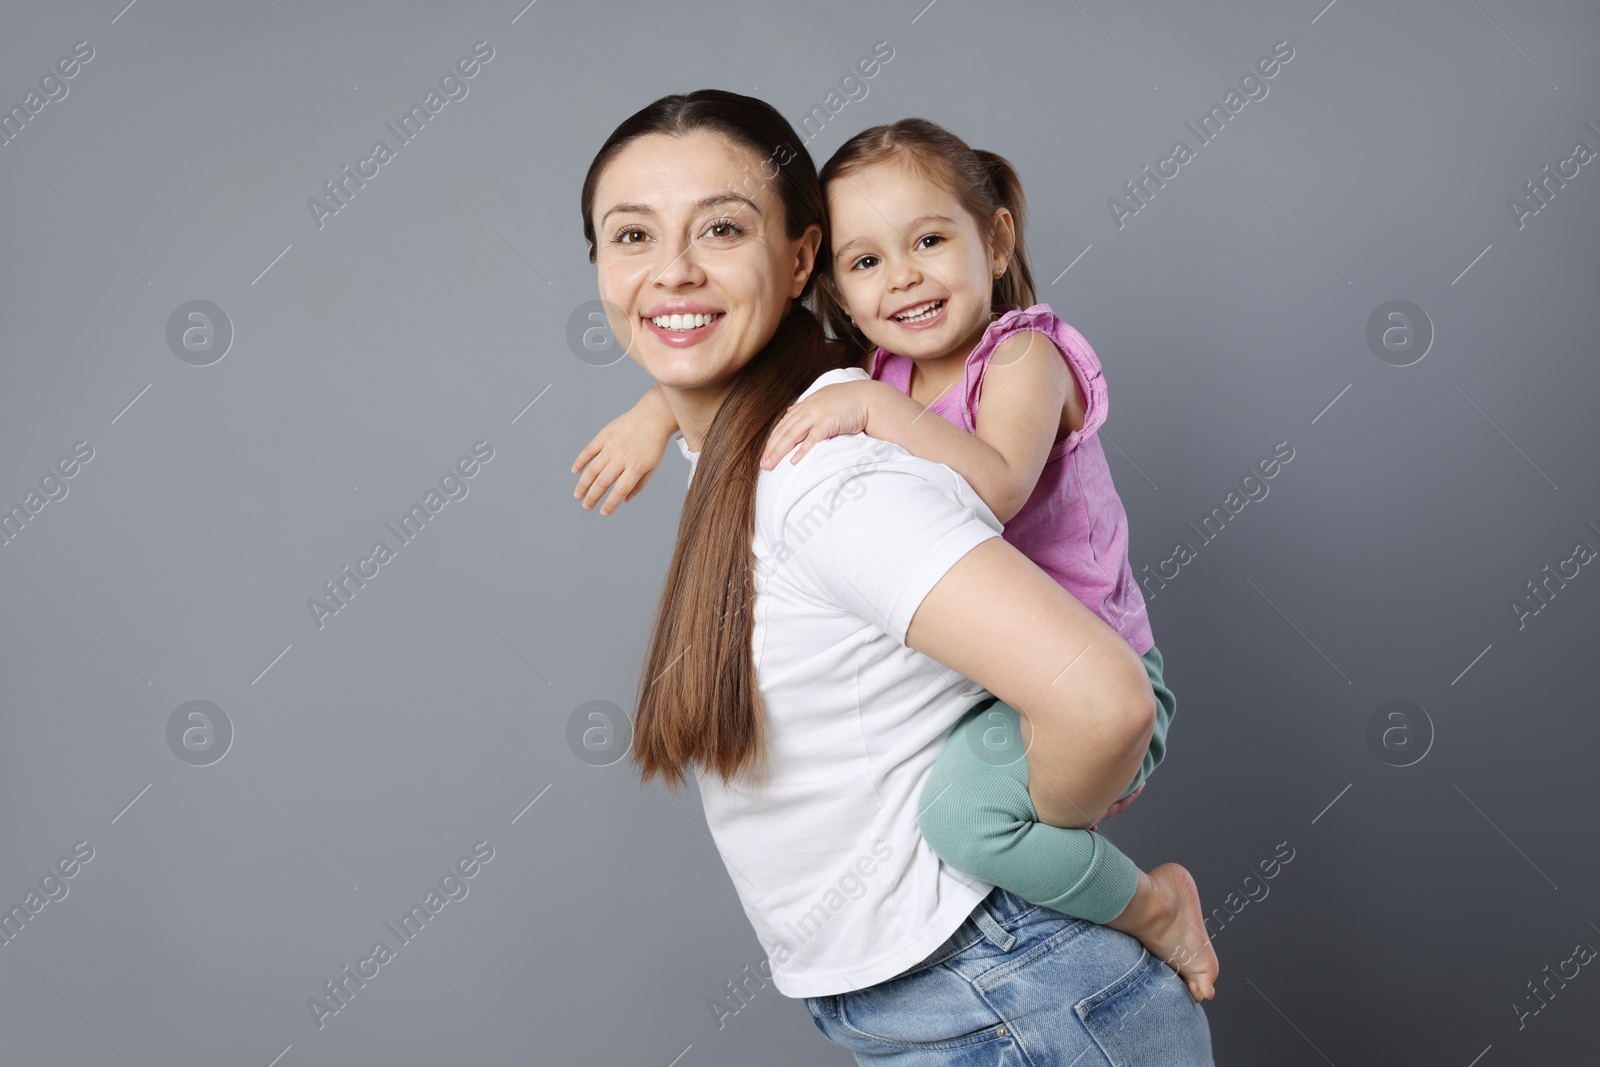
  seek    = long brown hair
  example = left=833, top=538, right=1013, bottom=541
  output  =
left=814, top=118, right=1038, bottom=358
left=581, top=90, right=848, bottom=790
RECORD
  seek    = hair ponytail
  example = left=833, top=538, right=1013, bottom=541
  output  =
left=973, top=149, right=1036, bottom=309
left=578, top=90, right=847, bottom=790
left=631, top=306, right=845, bottom=788
left=818, top=119, right=1039, bottom=343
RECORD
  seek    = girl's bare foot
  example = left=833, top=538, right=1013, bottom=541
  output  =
left=1107, top=863, right=1220, bottom=1002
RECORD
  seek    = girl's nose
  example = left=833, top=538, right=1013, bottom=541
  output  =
left=887, top=256, right=922, bottom=290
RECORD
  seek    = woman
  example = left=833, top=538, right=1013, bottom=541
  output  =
left=579, top=89, right=1215, bottom=1065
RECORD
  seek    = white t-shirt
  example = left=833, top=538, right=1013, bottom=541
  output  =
left=673, top=366, right=1007, bottom=998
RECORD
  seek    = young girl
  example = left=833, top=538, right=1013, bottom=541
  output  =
left=571, top=118, right=1218, bottom=1002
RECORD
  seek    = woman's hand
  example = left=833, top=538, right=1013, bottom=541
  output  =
left=760, top=381, right=877, bottom=470
left=1087, top=781, right=1144, bottom=832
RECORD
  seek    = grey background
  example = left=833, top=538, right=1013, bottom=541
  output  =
left=1, top=0, right=1596, bottom=1064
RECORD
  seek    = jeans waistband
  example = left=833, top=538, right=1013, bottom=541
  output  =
left=881, top=886, right=1026, bottom=985
left=972, top=889, right=1019, bottom=951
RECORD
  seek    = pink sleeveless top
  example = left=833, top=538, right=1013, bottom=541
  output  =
left=868, top=303, right=1154, bottom=655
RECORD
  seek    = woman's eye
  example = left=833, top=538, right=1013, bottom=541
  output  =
left=614, top=227, right=648, bottom=245
left=705, top=218, right=744, bottom=239
left=916, top=234, right=944, bottom=250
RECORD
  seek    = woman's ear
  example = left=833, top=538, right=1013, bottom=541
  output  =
left=789, top=223, right=824, bottom=298
left=989, top=207, right=1016, bottom=278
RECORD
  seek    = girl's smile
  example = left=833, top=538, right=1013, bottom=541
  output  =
left=887, top=297, right=948, bottom=330
left=825, top=157, right=1010, bottom=366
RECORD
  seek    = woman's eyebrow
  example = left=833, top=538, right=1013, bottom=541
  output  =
left=696, top=193, right=762, bottom=217
left=600, top=193, right=762, bottom=228
left=600, top=202, right=652, bottom=226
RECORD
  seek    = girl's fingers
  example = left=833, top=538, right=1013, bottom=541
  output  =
left=574, top=448, right=615, bottom=499
left=792, top=420, right=838, bottom=463
left=572, top=439, right=602, bottom=475
left=602, top=470, right=641, bottom=515
left=574, top=458, right=601, bottom=498
left=581, top=456, right=625, bottom=510
left=764, top=421, right=803, bottom=467
left=627, top=466, right=655, bottom=500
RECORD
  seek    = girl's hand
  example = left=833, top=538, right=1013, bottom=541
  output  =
left=1087, top=781, right=1144, bottom=832
left=760, top=381, right=876, bottom=470
left=571, top=406, right=673, bottom=516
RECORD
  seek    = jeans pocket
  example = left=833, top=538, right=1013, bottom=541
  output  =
left=833, top=998, right=1013, bottom=1056
left=825, top=971, right=1015, bottom=1056
left=803, top=996, right=832, bottom=1038
left=1076, top=951, right=1214, bottom=1067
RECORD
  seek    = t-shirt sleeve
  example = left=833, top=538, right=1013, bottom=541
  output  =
left=776, top=443, right=1004, bottom=646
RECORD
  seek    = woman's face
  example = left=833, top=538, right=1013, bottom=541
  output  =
left=590, top=130, right=820, bottom=405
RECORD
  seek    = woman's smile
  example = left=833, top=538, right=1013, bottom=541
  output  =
left=589, top=129, right=817, bottom=432
left=641, top=301, right=727, bottom=347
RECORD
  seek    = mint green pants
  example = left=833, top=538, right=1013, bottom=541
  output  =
left=917, top=646, right=1175, bottom=925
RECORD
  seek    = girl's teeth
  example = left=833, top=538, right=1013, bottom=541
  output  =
left=651, top=312, right=718, bottom=330
left=896, top=301, right=942, bottom=323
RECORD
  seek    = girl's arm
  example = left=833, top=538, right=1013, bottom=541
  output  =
left=762, top=331, right=1081, bottom=523
left=570, top=386, right=680, bottom=515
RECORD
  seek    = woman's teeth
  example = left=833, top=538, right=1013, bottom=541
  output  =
left=894, top=300, right=943, bottom=323
left=650, top=312, right=720, bottom=331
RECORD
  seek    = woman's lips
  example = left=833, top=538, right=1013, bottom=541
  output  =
left=889, top=299, right=947, bottom=331
left=643, top=313, right=725, bottom=347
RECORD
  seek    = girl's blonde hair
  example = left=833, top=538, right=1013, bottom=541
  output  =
left=816, top=118, right=1037, bottom=356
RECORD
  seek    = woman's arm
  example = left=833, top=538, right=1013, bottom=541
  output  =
left=904, top=535, right=1156, bottom=829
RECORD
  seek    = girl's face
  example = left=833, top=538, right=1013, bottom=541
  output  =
left=590, top=130, right=819, bottom=406
left=825, top=158, right=1011, bottom=362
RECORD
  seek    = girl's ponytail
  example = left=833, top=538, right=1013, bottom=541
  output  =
left=819, top=119, right=1040, bottom=343
left=974, top=149, right=1036, bottom=309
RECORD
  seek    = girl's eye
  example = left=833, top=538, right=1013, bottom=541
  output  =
left=851, top=255, right=879, bottom=271
left=705, top=218, right=745, bottom=239
left=613, top=227, right=648, bottom=245
left=916, top=234, right=944, bottom=251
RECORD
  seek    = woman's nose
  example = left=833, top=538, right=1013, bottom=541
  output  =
left=650, top=235, right=707, bottom=288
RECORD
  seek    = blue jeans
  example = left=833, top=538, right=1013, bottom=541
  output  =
left=804, top=885, right=1213, bottom=1065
